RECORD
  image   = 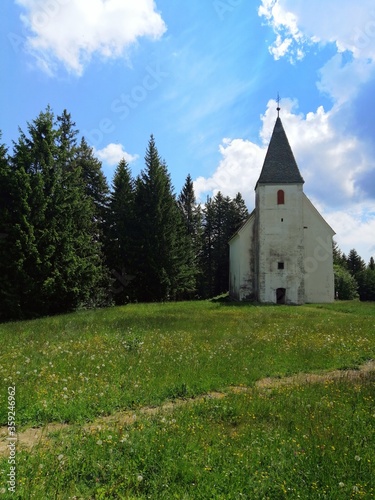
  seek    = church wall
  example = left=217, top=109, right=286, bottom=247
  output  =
left=302, top=195, right=335, bottom=303
left=229, top=216, right=255, bottom=300
left=256, top=184, right=305, bottom=304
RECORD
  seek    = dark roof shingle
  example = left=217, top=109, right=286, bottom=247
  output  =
left=256, top=117, right=304, bottom=187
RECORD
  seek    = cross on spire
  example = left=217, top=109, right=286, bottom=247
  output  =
left=276, top=92, right=281, bottom=117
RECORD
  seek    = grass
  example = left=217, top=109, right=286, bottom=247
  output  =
left=0, top=300, right=374, bottom=498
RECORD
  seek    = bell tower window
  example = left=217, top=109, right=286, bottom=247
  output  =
left=277, top=189, right=285, bottom=205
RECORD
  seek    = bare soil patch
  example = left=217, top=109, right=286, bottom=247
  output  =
left=1, top=361, right=373, bottom=456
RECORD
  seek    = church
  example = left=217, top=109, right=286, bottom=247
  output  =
left=229, top=110, right=335, bottom=304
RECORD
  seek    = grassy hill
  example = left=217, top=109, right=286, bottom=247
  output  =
left=0, top=300, right=374, bottom=498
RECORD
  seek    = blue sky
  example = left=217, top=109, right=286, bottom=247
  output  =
left=1, top=0, right=375, bottom=262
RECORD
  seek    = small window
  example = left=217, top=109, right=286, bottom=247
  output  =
left=277, top=190, right=285, bottom=205
left=278, top=262, right=284, bottom=270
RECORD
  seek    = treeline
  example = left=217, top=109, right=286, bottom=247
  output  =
left=333, top=244, right=375, bottom=301
left=0, top=107, right=248, bottom=321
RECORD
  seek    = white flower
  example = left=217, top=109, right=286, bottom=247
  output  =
left=57, top=454, right=64, bottom=461
left=354, top=455, right=361, bottom=461
left=137, top=475, right=143, bottom=482
left=96, top=439, right=103, bottom=446
left=339, top=482, right=345, bottom=488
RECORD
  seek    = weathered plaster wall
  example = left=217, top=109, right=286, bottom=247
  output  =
left=256, top=184, right=305, bottom=304
left=303, top=195, right=335, bottom=303
left=229, top=215, right=255, bottom=300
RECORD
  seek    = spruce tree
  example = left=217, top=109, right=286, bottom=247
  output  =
left=76, top=136, right=110, bottom=233
left=177, top=174, right=202, bottom=298
left=198, top=191, right=249, bottom=298
left=0, top=135, right=37, bottom=320
left=11, top=108, right=107, bottom=316
left=199, top=196, right=215, bottom=298
left=346, top=249, right=366, bottom=277
left=134, top=135, right=185, bottom=301
left=105, top=158, right=136, bottom=303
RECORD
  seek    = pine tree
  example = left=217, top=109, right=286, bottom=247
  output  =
left=346, top=249, right=366, bottom=277
left=0, top=134, right=35, bottom=320
left=177, top=174, right=202, bottom=298
left=11, top=108, right=107, bottom=317
left=199, top=196, right=215, bottom=298
left=134, top=135, right=185, bottom=301
left=333, top=240, right=347, bottom=268
left=105, top=158, right=136, bottom=303
left=198, top=191, right=249, bottom=298
left=76, top=136, right=110, bottom=232
left=356, top=268, right=375, bottom=301
left=368, top=256, right=375, bottom=271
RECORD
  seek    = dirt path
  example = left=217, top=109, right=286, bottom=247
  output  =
left=1, top=360, right=373, bottom=456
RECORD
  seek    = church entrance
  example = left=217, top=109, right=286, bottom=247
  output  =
left=276, top=288, right=286, bottom=304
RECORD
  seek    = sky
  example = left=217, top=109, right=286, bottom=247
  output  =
left=1, top=0, right=375, bottom=262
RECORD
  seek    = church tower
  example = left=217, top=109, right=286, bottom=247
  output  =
left=229, top=108, right=335, bottom=304
left=254, top=116, right=305, bottom=304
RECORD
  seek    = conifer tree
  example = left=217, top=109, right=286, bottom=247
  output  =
left=199, top=191, right=249, bottom=298
left=199, top=196, right=215, bottom=298
left=105, top=158, right=136, bottom=303
left=0, top=135, right=37, bottom=320
left=134, top=135, right=187, bottom=301
left=10, top=108, right=107, bottom=316
left=346, top=249, right=366, bottom=277
left=177, top=174, right=202, bottom=298
left=76, top=136, right=110, bottom=232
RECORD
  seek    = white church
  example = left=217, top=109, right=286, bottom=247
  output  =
left=229, top=112, right=335, bottom=304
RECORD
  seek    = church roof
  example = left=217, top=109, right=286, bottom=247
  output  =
left=256, top=117, right=304, bottom=187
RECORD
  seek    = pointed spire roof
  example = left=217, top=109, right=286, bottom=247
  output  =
left=256, top=117, right=304, bottom=187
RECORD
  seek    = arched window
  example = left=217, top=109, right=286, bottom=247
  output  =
left=277, top=189, right=285, bottom=205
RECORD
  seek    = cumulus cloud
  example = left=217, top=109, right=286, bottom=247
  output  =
left=94, top=143, right=138, bottom=166
left=258, top=0, right=375, bottom=103
left=194, top=138, right=264, bottom=202
left=195, top=99, right=373, bottom=206
left=259, top=0, right=375, bottom=61
left=325, top=206, right=375, bottom=263
left=16, top=0, right=167, bottom=75
left=193, top=98, right=375, bottom=261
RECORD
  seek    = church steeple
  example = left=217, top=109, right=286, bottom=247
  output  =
left=256, top=117, right=304, bottom=188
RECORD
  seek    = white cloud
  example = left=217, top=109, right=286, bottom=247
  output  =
left=325, top=206, right=375, bottom=263
left=258, top=0, right=375, bottom=103
left=259, top=0, right=375, bottom=61
left=193, top=99, right=375, bottom=261
left=94, top=143, right=138, bottom=166
left=16, top=0, right=167, bottom=75
left=194, top=138, right=264, bottom=203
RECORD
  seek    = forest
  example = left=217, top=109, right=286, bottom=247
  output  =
left=0, top=107, right=373, bottom=321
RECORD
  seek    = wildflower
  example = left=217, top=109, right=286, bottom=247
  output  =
left=57, top=454, right=64, bottom=461
left=137, top=475, right=143, bottom=482
left=96, top=439, right=103, bottom=446
left=339, top=482, right=345, bottom=488
left=354, top=455, right=361, bottom=461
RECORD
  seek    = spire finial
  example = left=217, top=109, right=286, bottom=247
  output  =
left=276, top=92, right=281, bottom=117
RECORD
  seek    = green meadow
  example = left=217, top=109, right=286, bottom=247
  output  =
left=0, top=300, right=374, bottom=498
